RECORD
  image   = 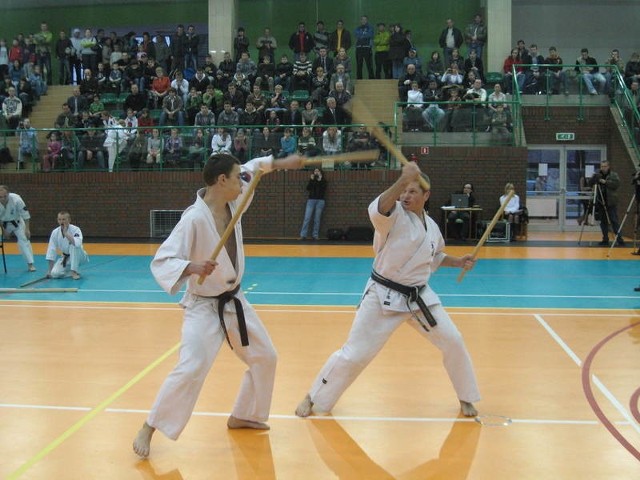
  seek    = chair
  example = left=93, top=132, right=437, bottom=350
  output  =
left=485, top=71, right=504, bottom=85
left=0, top=227, right=7, bottom=273
left=101, top=93, right=118, bottom=107
left=291, top=90, right=310, bottom=103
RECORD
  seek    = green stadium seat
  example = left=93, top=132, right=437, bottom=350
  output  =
left=485, top=72, right=504, bottom=85
left=291, top=90, right=310, bottom=102
left=101, top=93, right=118, bottom=106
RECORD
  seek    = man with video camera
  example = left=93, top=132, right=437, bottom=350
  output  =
left=589, top=160, right=624, bottom=246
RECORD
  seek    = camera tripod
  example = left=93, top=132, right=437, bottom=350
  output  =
left=577, top=183, right=621, bottom=247
left=607, top=192, right=638, bottom=257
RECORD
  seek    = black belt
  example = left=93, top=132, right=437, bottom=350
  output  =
left=370, top=270, right=437, bottom=330
left=2, top=220, right=18, bottom=229
left=62, top=253, right=70, bottom=268
left=214, top=285, right=248, bottom=349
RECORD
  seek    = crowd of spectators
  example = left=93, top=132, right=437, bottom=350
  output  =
left=2, top=14, right=640, bottom=170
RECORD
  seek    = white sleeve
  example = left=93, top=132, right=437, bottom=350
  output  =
left=45, top=228, right=59, bottom=261
left=150, top=215, right=193, bottom=296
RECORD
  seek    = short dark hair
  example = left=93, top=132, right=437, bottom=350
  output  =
left=203, top=153, right=240, bottom=186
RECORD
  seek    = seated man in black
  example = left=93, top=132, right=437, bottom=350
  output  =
left=447, top=182, right=477, bottom=241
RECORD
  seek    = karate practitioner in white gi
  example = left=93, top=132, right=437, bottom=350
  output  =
left=134, top=152, right=304, bottom=458
left=296, top=161, right=481, bottom=418
left=0, top=185, right=35, bottom=272
left=45, top=211, right=89, bottom=280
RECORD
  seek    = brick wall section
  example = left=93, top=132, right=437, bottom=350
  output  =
left=4, top=106, right=635, bottom=239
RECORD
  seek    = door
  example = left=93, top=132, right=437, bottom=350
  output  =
left=526, top=146, right=606, bottom=231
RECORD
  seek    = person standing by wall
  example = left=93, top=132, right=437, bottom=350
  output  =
left=299, top=168, right=327, bottom=241
left=590, top=160, right=624, bottom=246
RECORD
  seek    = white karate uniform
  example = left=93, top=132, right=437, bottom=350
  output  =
left=0, top=192, right=34, bottom=265
left=147, top=155, right=277, bottom=440
left=308, top=195, right=481, bottom=413
left=103, top=123, right=129, bottom=172
left=45, top=224, right=89, bottom=277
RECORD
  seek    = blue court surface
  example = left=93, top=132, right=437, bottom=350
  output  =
left=1, top=253, right=639, bottom=310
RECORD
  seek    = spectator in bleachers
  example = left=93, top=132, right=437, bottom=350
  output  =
left=267, top=83, right=288, bottom=115
left=80, top=29, right=98, bottom=74
left=33, top=22, right=53, bottom=85
left=95, top=62, right=108, bottom=92
left=398, top=63, right=425, bottom=102
left=373, top=23, right=391, bottom=79
left=185, top=87, right=202, bottom=124
left=522, top=44, right=545, bottom=94
left=297, top=126, right=317, bottom=155
left=2, top=87, right=22, bottom=129
left=236, top=51, right=257, bottom=87
left=266, top=109, right=281, bottom=131
left=171, top=70, right=190, bottom=104
left=289, top=22, right=315, bottom=60
left=301, top=99, right=318, bottom=126
left=88, top=94, right=105, bottom=119
left=54, top=102, right=74, bottom=129
left=222, top=83, right=245, bottom=112
left=67, top=87, right=88, bottom=120
left=312, top=47, right=333, bottom=77
left=170, top=25, right=186, bottom=73
left=603, top=49, right=624, bottom=94
left=464, top=13, right=487, bottom=61
left=404, top=81, right=425, bottom=131
left=233, top=27, right=250, bottom=63
left=257, top=27, right=278, bottom=63
left=42, top=131, right=61, bottom=171
left=440, top=86, right=462, bottom=131
left=187, top=128, right=207, bottom=168
left=128, top=128, right=147, bottom=171
left=163, top=128, right=183, bottom=166
left=438, top=18, right=463, bottom=70
left=137, top=107, right=154, bottom=133
left=328, top=81, right=351, bottom=113
left=230, top=71, right=251, bottom=97
left=274, top=53, right=293, bottom=92
left=487, top=83, right=507, bottom=112
left=101, top=37, right=113, bottom=66
left=321, top=96, right=345, bottom=126
left=354, top=15, right=374, bottom=80
left=123, top=108, right=138, bottom=134
left=466, top=78, right=487, bottom=102
left=16, top=78, right=33, bottom=116
left=216, top=100, right=240, bottom=128
left=329, top=63, right=352, bottom=94
left=328, top=20, right=350, bottom=56
left=575, top=47, right=605, bottom=95
left=123, top=83, right=147, bottom=115
left=159, top=88, right=185, bottom=126
left=59, top=128, right=81, bottom=169
left=403, top=48, right=423, bottom=75
left=389, top=24, right=410, bottom=80
left=154, top=34, right=170, bottom=74
left=322, top=126, right=342, bottom=154
left=232, top=128, right=249, bottom=163
left=202, top=84, right=221, bottom=113
left=9, top=59, right=23, bottom=87
left=0, top=39, right=10, bottom=80
left=140, top=32, right=155, bottom=59
left=210, top=126, right=232, bottom=154
left=422, top=79, right=445, bottom=130
left=282, top=99, right=303, bottom=131
left=77, top=127, right=106, bottom=170
left=106, top=63, right=123, bottom=94
left=425, top=51, right=444, bottom=85
left=255, top=56, right=276, bottom=92
left=254, top=126, right=278, bottom=156
left=624, top=52, right=640, bottom=87
left=310, top=66, right=329, bottom=106
left=292, top=52, right=313, bottom=93
left=464, top=49, right=484, bottom=83
left=544, top=46, right=568, bottom=95
left=150, top=67, right=170, bottom=108
left=333, top=47, right=351, bottom=74
left=216, top=51, right=235, bottom=92
left=239, top=100, right=263, bottom=130
left=246, top=83, right=268, bottom=116
left=313, top=21, right=329, bottom=55
left=190, top=65, right=211, bottom=94
left=184, top=25, right=199, bottom=71
left=279, top=127, right=297, bottom=157
left=515, top=40, right=528, bottom=61
left=194, top=103, right=216, bottom=131
left=490, top=104, right=512, bottom=144
left=502, top=48, right=525, bottom=94
left=109, top=43, right=123, bottom=67
left=79, top=68, right=99, bottom=100
left=55, top=31, right=72, bottom=86
left=16, top=118, right=38, bottom=169
left=146, top=127, right=163, bottom=165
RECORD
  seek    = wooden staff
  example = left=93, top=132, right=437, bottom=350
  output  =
left=0, top=288, right=78, bottom=293
left=196, top=169, right=265, bottom=285
left=456, top=191, right=515, bottom=283
left=303, top=149, right=379, bottom=167
left=347, top=96, right=430, bottom=191
left=20, top=276, right=50, bottom=288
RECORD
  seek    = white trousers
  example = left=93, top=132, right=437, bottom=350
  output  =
left=3, top=220, right=34, bottom=265
left=50, top=246, right=89, bottom=277
left=147, top=292, right=277, bottom=440
left=309, top=289, right=481, bottom=413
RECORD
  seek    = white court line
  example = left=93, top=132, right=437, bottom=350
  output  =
left=0, top=403, right=627, bottom=426
left=534, top=313, right=640, bottom=438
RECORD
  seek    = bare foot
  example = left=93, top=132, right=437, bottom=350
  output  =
left=71, top=271, right=81, bottom=280
left=460, top=400, right=478, bottom=417
left=295, top=393, right=314, bottom=417
left=133, top=422, right=156, bottom=457
left=227, top=415, right=270, bottom=430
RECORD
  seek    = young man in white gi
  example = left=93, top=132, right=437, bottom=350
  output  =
left=45, top=211, right=89, bottom=280
left=296, top=161, right=481, bottom=418
left=133, top=151, right=304, bottom=458
left=0, top=185, right=35, bottom=272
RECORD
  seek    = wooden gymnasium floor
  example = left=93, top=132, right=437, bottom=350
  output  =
left=1, top=231, right=639, bottom=479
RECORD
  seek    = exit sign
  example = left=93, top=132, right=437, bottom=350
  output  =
left=556, top=132, right=575, bottom=141
left=420, top=146, right=429, bottom=155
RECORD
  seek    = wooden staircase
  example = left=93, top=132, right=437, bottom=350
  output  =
left=351, top=79, right=398, bottom=126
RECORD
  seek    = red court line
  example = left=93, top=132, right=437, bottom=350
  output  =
left=581, top=321, right=640, bottom=461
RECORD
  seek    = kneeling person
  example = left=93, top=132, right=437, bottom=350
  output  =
left=46, top=211, right=89, bottom=280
